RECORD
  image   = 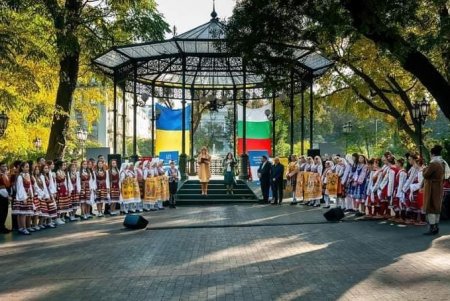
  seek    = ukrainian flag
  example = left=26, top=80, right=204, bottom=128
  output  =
left=155, top=104, right=191, bottom=154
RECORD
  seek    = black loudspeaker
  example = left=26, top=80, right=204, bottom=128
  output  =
left=123, top=214, right=149, bottom=230
left=108, top=154, right=122, bottom=166
left=323, top=207, right=345, bottom=222
left=307, top=149, right=320, bottom=158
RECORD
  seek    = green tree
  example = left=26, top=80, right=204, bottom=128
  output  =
left=226, top=0, right=450, bottom=120
left=1, top=0, right=169, bottom=159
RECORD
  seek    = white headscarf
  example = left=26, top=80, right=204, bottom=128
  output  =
left=326, top=161, right=335, bottom=168
left=119, top=163, right=128, bottom=174
left=143, top=160, right=149, bottom=169
left=345, top=154, right=354, bottom=166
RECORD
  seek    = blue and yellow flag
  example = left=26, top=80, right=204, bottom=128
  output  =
left=155, top=104, right=191, bottom=154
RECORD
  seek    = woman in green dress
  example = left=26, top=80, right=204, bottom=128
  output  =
left=223, top=152, right=237, bottom=194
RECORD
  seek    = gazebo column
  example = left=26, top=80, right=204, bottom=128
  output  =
left=289, top=70, right=295, bottom=155
left=151, top=84, right=156, bottom=157
left=272, top=91, right=276, bottom=157
left=239, top=63, right=249, bottom=180
left=122, top=85, right=126, bottom=158
left=189, top=87, right=196, bottom=176
left=301, top=83, right=305, bottom=155
left=180, top=55, right=187, bottom=180
left=233, top=87, right=237, bottom=158
left=309, top=79, right=314, bottom=150
left=113, top=73, right=118, bottom=154
left=131, top=64, right=138, bottom=163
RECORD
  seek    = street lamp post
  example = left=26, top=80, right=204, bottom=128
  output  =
left=411, top=97, right=430, bottom=157
left=76, top=128, right=88, bottom=160
left=264, top=108, right=276, bottom=157
left=0, top=111, right=9, bottom=138
left=342, top=121, right=353, bottom=154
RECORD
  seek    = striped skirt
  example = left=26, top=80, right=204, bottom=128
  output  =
left=57, top=194, right=72, bottom=214
left=110, top=185, right=120, bottom=203
left=32, top=196, right=41, bottom=216
left=95, top=188, right=108, bottom=203
left=70, top=191, right=80, bottom=210
left=12, top=198, right=34, bottom=216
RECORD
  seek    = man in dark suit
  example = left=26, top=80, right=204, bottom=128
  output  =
left=257, top=155, right=271, bottom=203
left=271, top=157, right=285, bottom=205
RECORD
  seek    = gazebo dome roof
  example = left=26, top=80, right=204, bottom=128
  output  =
left=92, top=9, right=333, bottom=99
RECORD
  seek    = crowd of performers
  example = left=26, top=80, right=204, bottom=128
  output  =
left=0, top=157, right=180, bottom=235
left=286, top=147, right=450, bottom=227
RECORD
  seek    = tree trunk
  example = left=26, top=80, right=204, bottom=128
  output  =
left=46, top=40, right=80, bottom=160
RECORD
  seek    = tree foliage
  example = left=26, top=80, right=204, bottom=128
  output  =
left=0, top=0, right=169, bottom=161
left=226, top=0, right=449, bottom=119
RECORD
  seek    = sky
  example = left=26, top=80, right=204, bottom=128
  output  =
left=155, top=0, right=236, bottom=37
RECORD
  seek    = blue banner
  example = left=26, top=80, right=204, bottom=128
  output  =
left=248, top=150, right=270, bottom=167
left=159, top=151, right=179, bottom=166
left=248, top=150, right=270, bottom=182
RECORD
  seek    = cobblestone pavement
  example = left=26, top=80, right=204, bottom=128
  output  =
left=0, top=204, right=449, bottom=301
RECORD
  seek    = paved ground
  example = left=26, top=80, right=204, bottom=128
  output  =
left=1, top=204, right=449, bottom=301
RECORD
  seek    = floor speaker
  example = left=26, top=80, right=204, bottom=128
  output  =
left=323, top=207, right=344, bottom=222
left=123, top=214, right=149, bottom=230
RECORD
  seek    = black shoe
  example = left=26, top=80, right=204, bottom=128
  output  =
left=433, top=224, right=439, bottom=235
left=322, top=206, right=330, bottom=209
left=423, top=225, right=437, bottom=236
left=0, top=228, right=11, bottom=234
left=290, top=202, right=298, bottom=205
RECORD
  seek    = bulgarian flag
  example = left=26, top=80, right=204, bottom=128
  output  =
left=237, top=104, right=272, bottom=156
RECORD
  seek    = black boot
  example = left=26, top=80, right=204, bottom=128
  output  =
left=423, top=224, right=436, bottom=235
left=433, top=224, right=439, bottom=235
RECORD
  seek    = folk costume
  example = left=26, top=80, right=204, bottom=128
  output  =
left=108, top=165, right=121, bottom=215
left=79, top=168, right=96, bottom=219
left=286, top=160, right=298, bottom=204
left=143, top=161, right=158, bottom=211
left=55, top=170, right=72, bottom=216
left=134, top=161, right=144, bottom=212
left=12, top=172, right=35, bottom=234
left=423, top=156, right=448, bottom=234
left=67, top=170, right=81, bottom=220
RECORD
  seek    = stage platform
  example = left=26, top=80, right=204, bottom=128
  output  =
left=176, top=176, right=260, bottom=204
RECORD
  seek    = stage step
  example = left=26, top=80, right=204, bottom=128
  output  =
left=176, top=179, right=258, bottom=204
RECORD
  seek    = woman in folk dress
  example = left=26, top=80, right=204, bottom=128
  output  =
left=12, top=162, right=34, bottom=235
left=55, top=161, right=72, bottom=225
left=197, top=147, right=211, bottom=195
left=39, top=164, right=57, bottom=228
left=157, top=160, right=167, bottom=210
left=119, top=163, right=139, bottom=214
left=134, top=161, right=144, bottom=213
left=30, top=165, right=44, bottom=231
left=79, top=160, right=96, bottom=220
left=67, top=162, right=81, bottom=221
left=94, top=160, right=110, bottom=217
left=108, top=159, right=120, bottom=216
left=42, top=163, right=57, bottom=227
left=143, top=160, right=158, bottom=211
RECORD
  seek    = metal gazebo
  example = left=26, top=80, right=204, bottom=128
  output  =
left=92, top=7, right=333, bottom=179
